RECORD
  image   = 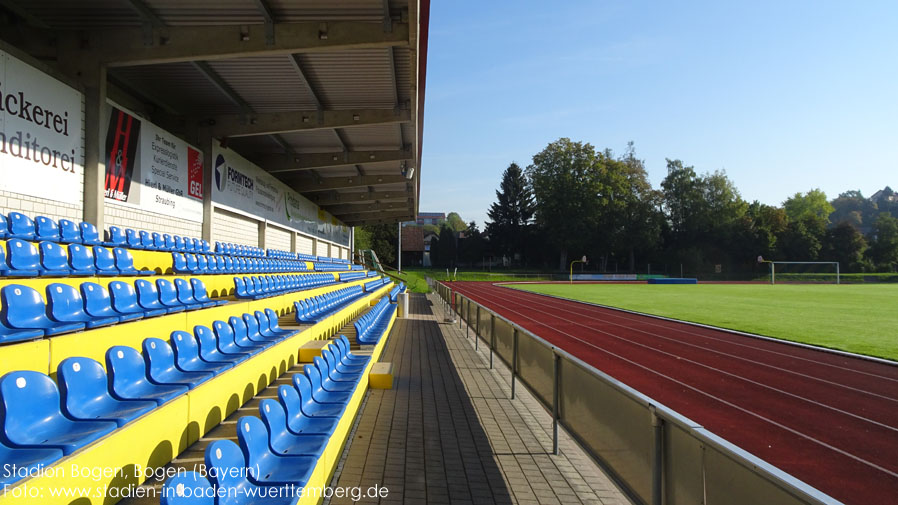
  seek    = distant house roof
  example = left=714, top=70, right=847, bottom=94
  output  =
left=401, top=226, right=425, bottom=252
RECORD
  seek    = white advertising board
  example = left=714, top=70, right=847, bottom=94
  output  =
left=103, top=102, right=203, bottom=222
left=0, top=49, right=83, bottom=204
left=212, top=145, right=350, bottom=246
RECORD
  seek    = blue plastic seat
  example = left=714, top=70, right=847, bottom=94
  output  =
left=314, top=355, right=359, bottom=383
left=241, top=313, right=280, bottom=344
left=323, top=346, right=365, bottom=375
left=143, top=338, right=212, bottom=389
left=5, top=238, right=40, bottom=277
left=258, top=399, right=328, bottom=456
left=1, top=284, right=85, bottom=335
left=58, top=219, right=82, bottom=244
left=160, top=471, right=214, bottom=505
left=195, top=255, right=209, bottom=274
left=205, top=255, right=219, bottom=274
left=57, top=357, right=155, bottom=427
left=172, top=253, right=191, bottom=274
left=104, top=226, right=127, bottom=247
left=222, top=319, right=269, bottom=353
left=191, top=278, right=227, bottom=307
left=81, top=282, right=136, bottom=323
left=170, top=330, right=233, bottom=375
left=125, top=228, right=143, bottom=249
left=174, top=278, right=207, bottom=309
left=0, top=214, right=6, bottom=240
left=139, top=230, right=155, bottom=250
left=204, top=440, right=295, bottom=505
left=106, top=346, right=188, bottom=405
left=279, top=383, right=341, bottom=428
left=163, top=234, right=177, bottom=252
left=236, top=415, right=316, bottom=486
left=67, top=244, right=97, bottom=275
left=113, top=247, right=154, bottom=275
left=194, top=325, right=248, bottom=364
left=184, top=253, right=200, bottom=273
left=7, top=212, right=35, bottom=240
left=264, top=309, right=296, bottom=338
left=0, top=371, right=117, bottom=455
left=233, top=277, right=254, bottom=300
left=303, top=363, right=354, bottom=403
left=212, top=320, right=260, bottom=357
left=46, top=283, right=117, bottom=329
left=173, top=236, right=186, bottom=252
left=335, top=335, right=369, bottom=365
left=0, top=439, right=63, bottom=487
left=157, top=279, right=187, bottom=313
left=183, top=237, right=195, bottom=253
left=134, top=279, right=171, bottom=317
left=93, top=246, right=119, bottom=276
left=79, top=222, right=101, bottom=245
left=35, top=216, right=61, bottom=242
left=253, top=311, right=286, bottom=340
left=38, top=241, right=72, bottom=276
left=152, top=232, right=167, bottom=251
left=109, top=281, right=153, bottom=319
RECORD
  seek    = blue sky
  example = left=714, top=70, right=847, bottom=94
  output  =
left=419, top=1, right=898, bottom=228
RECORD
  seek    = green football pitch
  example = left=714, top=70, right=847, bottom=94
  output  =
left=508, top=283, right=898, bottom=361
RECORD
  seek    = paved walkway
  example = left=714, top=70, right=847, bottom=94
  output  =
left=328, top=293, right=630, bottom=505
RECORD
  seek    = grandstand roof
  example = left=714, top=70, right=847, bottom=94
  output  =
left=0, top=0, right=429, bottom=227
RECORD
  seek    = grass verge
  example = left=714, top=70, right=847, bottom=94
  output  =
left=509, top=283, right=898, bottom=361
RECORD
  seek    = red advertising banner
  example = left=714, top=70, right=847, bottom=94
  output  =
left=104, top=107, right=141, bottom=202
left=187, top=146, right=203, bottom=200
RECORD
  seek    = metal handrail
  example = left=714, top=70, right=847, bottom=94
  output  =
left=437, top=282, right=841, bottom=505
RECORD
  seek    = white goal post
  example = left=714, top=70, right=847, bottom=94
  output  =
left=757, top=256, right=840, bottom=285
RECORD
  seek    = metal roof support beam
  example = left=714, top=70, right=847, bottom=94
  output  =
left=263, top=149, right=413, bottom=173
left=290, top=175, right=409, bottom=192
left=252, top=0, right=277, bottom=45
left=207, top=108, right=410, bottom=137
left=0, top=1, right=50, bottom=29
left=124, top=0, right=166, bottom=45
left=340, top=210, right=410, bottom=223
left=352, top=214, right=414, bottom=226
left=83, top=22, right=409, bottom=67
left=310, top=190, right=409, bottom=206
left=327, top=200, right=413, bottom=216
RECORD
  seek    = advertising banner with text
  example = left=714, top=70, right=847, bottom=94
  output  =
left=212, top=146, right=350, bottom=246
left=0, top=49, right=83, bottom=204
left=103, top=102, right=203, bottom=222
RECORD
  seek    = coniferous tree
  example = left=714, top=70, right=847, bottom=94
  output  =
left=486, top=162, right=535, bottom=263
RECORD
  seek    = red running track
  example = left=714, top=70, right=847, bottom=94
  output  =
left=448, top=281, right=898, bottom=505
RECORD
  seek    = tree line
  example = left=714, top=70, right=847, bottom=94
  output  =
left=357, top=138, right=898, bottom=276
left=484, top=138, right=897, bottom=275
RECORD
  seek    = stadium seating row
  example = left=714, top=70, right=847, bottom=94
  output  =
left=160, top=336, right=371, bottom=504
left=0, top=278, right=223, bottom=344
left=1, top=239, right=155, bottom=278
left=389, top=282, right=407, bottom=302
left=233, top=274, right=339, bottom=301
left=1, top=212, right=102, bottom=245
left=216, top=242, right=264, bottom=258
left=266, top=248, right=297, bottom=260
left=0, top=211, right=350, bottom=269
left=339, top=271, right=367, bottom=282
left=104, top=226, right=211, bottom=253
left=363, top=277, right=391, bottom=292
left=355, top=297, right=396, bottom=346
left=0, top=309, right=295, bottom=488
left=173, top=252, right=310, bottom=275
left=294, top=285, right=365, bottom=323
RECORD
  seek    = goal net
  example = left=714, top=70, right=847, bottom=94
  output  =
left=759, top=260, right=841, bottom=284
